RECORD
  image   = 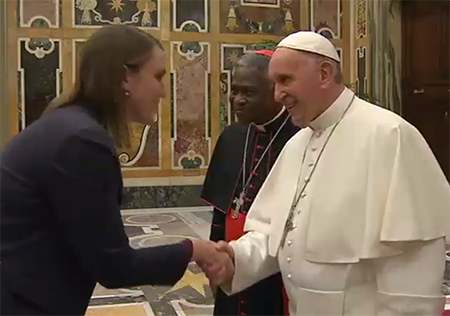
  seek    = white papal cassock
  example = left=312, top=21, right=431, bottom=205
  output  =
left=225, top=87, right=450, bottom=315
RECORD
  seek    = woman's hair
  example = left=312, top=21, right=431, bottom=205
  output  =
left=44, top=25, right=163, bottom=146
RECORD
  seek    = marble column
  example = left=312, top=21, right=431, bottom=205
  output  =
left=0, top=0, right=9, bottom=148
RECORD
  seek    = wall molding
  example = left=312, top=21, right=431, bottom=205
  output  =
left=121, top=185, right=206, bottom=209
left=123, top=176, right=205, bottom=187
left=0, top=0, right=9, bottom=148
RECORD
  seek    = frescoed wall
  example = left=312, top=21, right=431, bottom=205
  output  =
left=3, top=0, right=358, bottom=208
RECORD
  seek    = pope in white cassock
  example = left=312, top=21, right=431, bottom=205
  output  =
left=213, top=31, right=450, bottom=315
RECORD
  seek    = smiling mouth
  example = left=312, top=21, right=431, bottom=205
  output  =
left=286, top=104, right=296, bottom=111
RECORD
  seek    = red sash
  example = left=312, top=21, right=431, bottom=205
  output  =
left=225, top=208, right=246, bottom=242
left=225, top=208, right=290, bottom=315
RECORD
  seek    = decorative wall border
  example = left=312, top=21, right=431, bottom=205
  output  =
left=170, top=41, right=212, bottom=170
left=17, top=37, right=62, bottom=131
left=356, top=0, right=367, bottom=39
left=310, top=0, right=341, bottom=39
left=171, top=0, right=209, bottom=32
left=119, top=108, right=163, bottom=170
left=356, top=46, right=368, bottom=96
left=19, top=0, right=60, bottom=28
left=0, top=0, right=9, bottom=148
left=240, top=0, right=281, bottom=9
left=71, top=0, right=161, bottom=30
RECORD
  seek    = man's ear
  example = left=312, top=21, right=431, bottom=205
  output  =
left=319, top=60, right=334, bottom=84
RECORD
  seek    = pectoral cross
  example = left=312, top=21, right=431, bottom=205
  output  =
left=280, top=209, right=295, bottom=248
left=232, top=192, right=245, bottom=219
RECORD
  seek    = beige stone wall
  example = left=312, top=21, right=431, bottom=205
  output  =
left=0, top=0, right=9, bottom=148
left=5, top=0, right=352, bottom=180
left=0, top=0, right=405, bottom=182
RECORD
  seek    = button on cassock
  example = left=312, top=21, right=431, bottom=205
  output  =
left=287, top=257, right=292, bottom=263
left=287, top=274, right=292, bottom=279
left=287, top=240, right=293, bottom=246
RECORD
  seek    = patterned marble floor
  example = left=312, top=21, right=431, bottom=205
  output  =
left=86, top=208, right=215, bottom=316
left=85, top=208, right=450, bottom=316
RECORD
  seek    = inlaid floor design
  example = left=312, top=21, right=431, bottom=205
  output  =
left=86, top=208, right=215, bottom=316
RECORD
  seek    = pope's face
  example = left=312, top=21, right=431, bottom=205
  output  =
left=268, top=48, right=323, bottom=127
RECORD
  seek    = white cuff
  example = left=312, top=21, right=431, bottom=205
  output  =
left=220, top=233, right=279, bottom=295
left=220, top=240, right=254, bottom=295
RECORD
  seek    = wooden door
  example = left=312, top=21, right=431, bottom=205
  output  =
left=402, top=0, right=450, bottom=181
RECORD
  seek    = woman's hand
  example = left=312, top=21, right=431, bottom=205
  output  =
left=191, top=239, right=233, bottom=285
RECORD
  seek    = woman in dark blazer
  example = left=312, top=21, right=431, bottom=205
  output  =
left=0, top=25, right=230, bottom=315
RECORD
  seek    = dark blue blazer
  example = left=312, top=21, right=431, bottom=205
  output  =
left=0, top=103, right=192, bottom=315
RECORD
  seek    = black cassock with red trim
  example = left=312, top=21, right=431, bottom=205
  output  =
left=201, top=109, right=299, bottom=316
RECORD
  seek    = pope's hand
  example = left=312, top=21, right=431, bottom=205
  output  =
left=191, top=240, right=234, bottom=288
left=191, top=240, right=231, bottom=280
left=207, top=240, right=235, bottom=288
left=214, top=240, right=234, bottom=261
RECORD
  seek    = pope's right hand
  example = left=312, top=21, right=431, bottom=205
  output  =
left=191, top=239, right=231, bottom=278
left=214, top=240, right=235, bottom=261
left=208, top=240, right=235, bottom=288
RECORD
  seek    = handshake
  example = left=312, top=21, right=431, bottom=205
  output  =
left=191, top=239, right=235, bottom=293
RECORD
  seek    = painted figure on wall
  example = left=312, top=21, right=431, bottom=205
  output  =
left=201, top=50, right=300, bottom=316
left=221, top=0, right=300, bottom=34
left=74, top=0, right=158, bottom=28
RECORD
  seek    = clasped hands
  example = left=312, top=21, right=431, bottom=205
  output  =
left=191, top=239, right=235, bottom=289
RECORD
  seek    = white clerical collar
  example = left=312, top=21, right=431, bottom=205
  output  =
left=255, top=106, right=286, bottom=132
left=309, top=87, right=354, bottom=131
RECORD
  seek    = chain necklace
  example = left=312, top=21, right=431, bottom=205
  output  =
left=232, top=114, right=291, bottom=218
left=280, top=93, right=356, bottom=247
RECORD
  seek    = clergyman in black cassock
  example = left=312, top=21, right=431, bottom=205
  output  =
left=201, top=50, right=300, bottom=316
